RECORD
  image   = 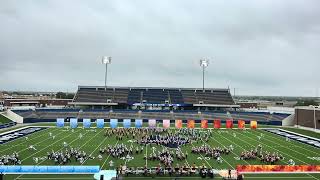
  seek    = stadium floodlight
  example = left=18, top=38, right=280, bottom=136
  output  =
left=200, top=59, right=209, bottom=91
left=102, top=56, right=112, bottom=90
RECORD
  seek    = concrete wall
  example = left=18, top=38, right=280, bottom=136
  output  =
left=282, top=113, right=295, bottom=126
left=4, top=109, right=24, bottom=123
left=295, top=109, right=320, bottom=130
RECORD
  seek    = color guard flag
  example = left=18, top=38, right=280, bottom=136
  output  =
left=201, top=120, right=208, bottom=129
left=96, top=119, right=104, bottom=128
left=83, top=119, right=91, bottom=128
left=226, top=119, right=233, bottom=129
left=163, top=119, right=170, bottom=129
left=123, top=119, right=131, bottom=128
left=175, top=120, right=182, bottom=129
left=135, top=119, right=143, bottom=128
left=148, top=119, right=156, bottom=129
left=214, top=119, right=221, bottom=129
left=250, top=121, right=258, bottom=129
left=70, top=118, right=78, bottom=128
left=56, top=118, right=64, bottom=127
left=238, top=120, right=245, bottom=129
left=187, top=120, right=195, bottom=129
left=110, top=119, right=118, bottom=129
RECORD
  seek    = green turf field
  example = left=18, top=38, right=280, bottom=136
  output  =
left=0, top=125, right=319, bottom=180
left=0, top=114, right=12, bottom=124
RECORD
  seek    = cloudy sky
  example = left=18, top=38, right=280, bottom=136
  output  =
left=0, top=0, right=320, bottom=96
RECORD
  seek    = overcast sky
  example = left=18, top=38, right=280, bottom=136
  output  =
left=0, top=0, right=320, bottom=96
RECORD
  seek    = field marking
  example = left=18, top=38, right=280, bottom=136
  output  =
left=240, top=130, right=310, bottom=165
left=35, top=129, right=93, bottom=165
left=0, top=127, right=56, bottom=154
left=190, top=141, right=212, bottom=168
left=247, top=130, right=313, bottom=164
left=145, top=144, right=148, bottom=167
left=260, top=129, right=320, bottom=156
left=101, top=139, right=119, bottom=169
left=249, top=130, right=317, bottom=159
left=306, top=173, right=320, bottom=180
left=17, top=178, right=93, bottom=180
left=124, top=137, right=134, bottom=166
left=21, top=129, right=81, bottom=162
left=81, top=129, right=106, bottom=165
left=201, top=138, right=235, bottom=169
left=244, top=177, right=314, bottom=179
left=16, top=129, right=67, bottom=154
left=212, top=131, right=251, bottom=166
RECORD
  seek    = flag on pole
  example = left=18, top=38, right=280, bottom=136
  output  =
left=175, top=120, right=182, bottom=129
left=226, top=119, right=233, bottom=129
left=250, top=121, right=258, bottom=129
left=163, top=119, right=170, bottom=129
left=187, top=120, right=195, bottom=129
left=214, top=119, right=221, bottom=129
left=148, top=119, right=156, bottom=129
left=238, top=120, right=245, bottom=129
left=201, top=120, right=208, bottom=129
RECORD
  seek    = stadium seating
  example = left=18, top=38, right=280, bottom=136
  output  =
left=73, top=86, right=234, bottom=105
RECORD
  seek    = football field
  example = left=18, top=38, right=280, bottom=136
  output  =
left=0, top=124, right=319, bottom=180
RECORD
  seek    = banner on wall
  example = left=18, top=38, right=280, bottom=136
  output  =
left=56, top=118, right=64, bottom=127
left=250, top=121, right=258, bottom=129
left=163, top=119, right=170, bottom=129
left=135, top=119, right=143, bottom=128
left=83, top=119, right=91, bottom=128
left=214, top=119, right=221, bottom=129
left=201, top=120, right=208, bottom=129
left=148, top=119, right=156, bottom=129
left=123, top=119, right=131, bottom=128
left=175, top=120, right=182, bottom=129
left=70, top=118, right=78, bottom=128
left=96, top=119, right=104, bottom=128
left=238, top=120, right=245, bottom=129
left=187, top=120, right=195, bottom=129
left=110, top=119, right=118, bottom=129
left=226, top=119, right=233, bottom=129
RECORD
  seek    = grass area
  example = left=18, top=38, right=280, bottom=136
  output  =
left=0, top=114, right=12, bottom=124
left=280, top=127, right=320, bottom=139
left=0, top=126, right=319, bottom=180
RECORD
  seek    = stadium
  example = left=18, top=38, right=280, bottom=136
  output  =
left=1, top=1, right=320, bottom=180
left=0, top=81, right=319, bottom=180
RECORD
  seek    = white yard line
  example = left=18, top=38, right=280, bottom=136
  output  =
left=35, top=130, right=93, bottom=165
left=247, top=130, right=314, bottom=164
left=145, top=144, right=148, bottom=167
left=210, top=132, right=250, bottom=166
left=190, top=141, right=212, bottom=169
left=0, top=127, right=55, bottom=153
left=16, top=129, right=66, bottom=154
left=21, top=129, right=81, bottom=162
left=259, top=129, right=320, bottom=156
left=80, top=129, right=106, bottom=165
left=17, top=178, right=93, bottom=180
left=242, top=130, right=310, bottom=165
left=201, top=137, right=235, bottom=169
left=101, top=139, right=119, bottom=169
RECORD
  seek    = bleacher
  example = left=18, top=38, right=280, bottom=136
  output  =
left=14, top=109, right=290, bottom=125
left=72, top=86, right=235, bottom=105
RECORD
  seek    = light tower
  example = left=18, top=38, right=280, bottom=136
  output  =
left=200, top=59, right=209, bottom=91
left=102, top=56, right=112, bottom=90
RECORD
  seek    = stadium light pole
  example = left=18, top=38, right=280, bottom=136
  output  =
left=200, top=59, right=209, bottom=91
left=102, top=56, right=112, bottom=90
